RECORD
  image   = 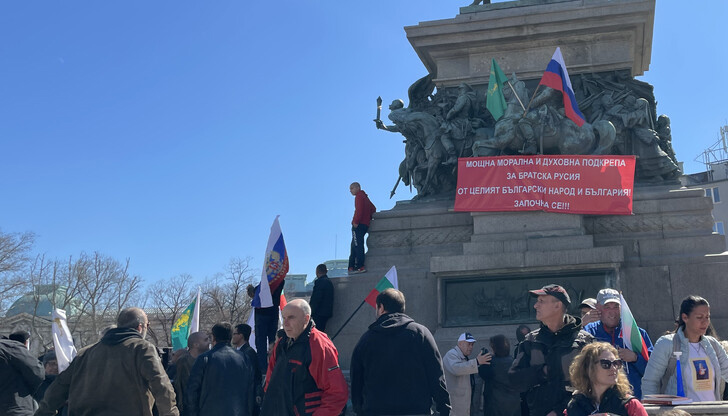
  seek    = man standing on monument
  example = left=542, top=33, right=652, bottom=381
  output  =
left=350, top=288, right=451, bottom=416
left=309, top=263, right=334, bottom=331
left=348, top=182, right=376, bottom=274
left=584, top=288, right=653, bottom=398
left=509, top=284, right=593, bottom=416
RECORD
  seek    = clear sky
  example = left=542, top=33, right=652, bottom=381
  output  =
left=1, top=1, right=726, bottom=285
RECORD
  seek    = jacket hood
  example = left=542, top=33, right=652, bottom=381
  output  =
left=369, top=312, right=414, bottom=332
left=100, top=327, right=142, bottom=345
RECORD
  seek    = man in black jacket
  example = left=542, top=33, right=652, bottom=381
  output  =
left=186, top=322, right=254, bottom=416
left=0, top=336, right=44, bottom=416
left=309, top=263, right=334, bottom=331
left=508, top=284, right=593, bottom=416
left=350, top=288, right=451, bottom=416
left=236, top=324, right=262, bottom=416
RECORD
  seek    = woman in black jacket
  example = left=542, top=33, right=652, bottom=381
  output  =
left=566, top=342, right=647, bottom=416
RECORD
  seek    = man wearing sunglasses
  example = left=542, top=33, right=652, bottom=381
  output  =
left=508, top=284, right=593, bottom=416
left=584, top=288, right=653, bottom=399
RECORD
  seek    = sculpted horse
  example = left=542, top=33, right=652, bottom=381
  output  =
left=473, top=78, right=616, bottom=157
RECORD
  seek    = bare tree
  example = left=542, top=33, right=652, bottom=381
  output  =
left=0, top=230, right=35, bottom=314
left=146, top=274, right=196, bottom=347
left=200, top=257, right=257, bottom=327
left=71, top=252, right=143, bottom=346
left=26, top=254, right=53, bottom=349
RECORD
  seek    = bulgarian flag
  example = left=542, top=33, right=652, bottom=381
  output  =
left=620, top=293, right=649, bottom=362
left=364, top=266, right=399, bottom=307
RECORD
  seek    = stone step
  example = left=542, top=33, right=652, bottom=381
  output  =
left=470, top=227, right=585, bottom=242
left=472, top=211, right=583, bottom=235
left=431, top=246, right=623, bottom=273
left=463, top=234, right=595, bottom=255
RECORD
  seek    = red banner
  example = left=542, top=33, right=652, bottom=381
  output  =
left=454, top=155, right=636, bottom=215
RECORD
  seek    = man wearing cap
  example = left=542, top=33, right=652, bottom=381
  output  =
left=578, top=298, right=600, bottom=328
left=584, top=288, right=653, bottom=398
left=509, top=284, right=593, bottom=416
left=443, top=333, right=493, bottom=416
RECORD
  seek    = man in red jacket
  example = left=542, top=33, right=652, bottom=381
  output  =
left=261, top=299, right=348, bottom=416
left=348, top=182, right=376, bottom=274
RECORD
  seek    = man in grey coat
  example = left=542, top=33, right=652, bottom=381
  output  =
left=443, top=332, right=492, bottom=416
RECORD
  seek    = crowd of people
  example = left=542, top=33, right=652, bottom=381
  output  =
left=3, top=280, right=728, bottom=416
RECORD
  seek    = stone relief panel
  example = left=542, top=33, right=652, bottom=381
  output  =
left=442, top=270, right=616, bottom=327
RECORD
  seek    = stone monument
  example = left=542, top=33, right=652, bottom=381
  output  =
left=328, top=0, right=728, bottom=377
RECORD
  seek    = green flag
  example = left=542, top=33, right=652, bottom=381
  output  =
left=171, top=295, right=198, bottom=350
left=486, top=58, right=508, bottom=121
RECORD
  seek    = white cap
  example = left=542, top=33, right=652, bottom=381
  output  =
left=458, top=332, right=476, bottom=343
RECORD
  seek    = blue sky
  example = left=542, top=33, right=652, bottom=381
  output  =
left=1, top=1, right=726, bottom=285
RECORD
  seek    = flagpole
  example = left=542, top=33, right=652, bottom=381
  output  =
left=523, top=84, right=542, bottom=117
left=506, top=81, right=526, bottom=112
left=331, top=299, right=366, bottom=341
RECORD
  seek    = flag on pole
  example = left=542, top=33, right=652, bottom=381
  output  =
left=52, top=308, right=77, bottom=373
left=171, top=289, right=200, bottom=351
left=619, top=293, right=650, bottom=362
left=486, top=58, right=508, bottom=121
left=252, top=216, right=289, bottom=308
left=538, top=47, right=585, bottom=127
left=364, top=266, right=399, bottom=308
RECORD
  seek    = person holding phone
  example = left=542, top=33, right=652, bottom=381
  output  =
left=443, top=332, right=493, bottom=416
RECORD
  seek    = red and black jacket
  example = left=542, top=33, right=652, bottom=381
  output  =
left=261, top=321, right=347, bottom=416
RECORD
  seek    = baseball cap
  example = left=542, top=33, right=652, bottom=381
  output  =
left=458, top=332, right=476, bottom=343
left=529, top=284, right=571, bottom=306
left=579, top=298, right=597, bottom=309
left=597, top=288, right=620, bottom=305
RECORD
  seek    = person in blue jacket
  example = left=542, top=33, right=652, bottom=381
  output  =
left=584, top=288, right=653, bottom=399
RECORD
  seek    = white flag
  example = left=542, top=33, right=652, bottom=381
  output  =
left=190, top=288, right=200, bottom=334
left=247, top=309, right=256, bottom=351
left=52, top=308, right=77, bottom=372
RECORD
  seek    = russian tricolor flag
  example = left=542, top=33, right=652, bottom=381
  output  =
left=538, top=47, right=585, bottom=127
left=252, top=215, right=289, bottom=308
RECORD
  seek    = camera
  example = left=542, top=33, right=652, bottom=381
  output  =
left=480, top=347, right=489, bottom=355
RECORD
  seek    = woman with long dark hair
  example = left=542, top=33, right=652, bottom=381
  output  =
left=642, top=295, right=728, bottom=401
left=566, top=342, right=647, bottom=416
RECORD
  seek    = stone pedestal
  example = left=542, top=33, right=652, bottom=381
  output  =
left=327, top=0, right=728, bottom=373
left=329, top=187, right=728, bottom=370
left=405, top=0, right=655, bottom=87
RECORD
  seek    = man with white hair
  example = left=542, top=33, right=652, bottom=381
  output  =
left=260, top=299, right=347, bottom=416
left=584, top=288, right=653, bottom=398
left=36, top=307, right=179, bottom=416
left=443, top=332, right=492, bottom=416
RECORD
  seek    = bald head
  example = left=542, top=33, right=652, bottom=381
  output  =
left=349, top=182, right=361, bottom=196
left=282, top=299, right=311, bottom=340
left=187, top=331, right=210, bottom=357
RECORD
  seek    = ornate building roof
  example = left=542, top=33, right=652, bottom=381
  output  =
left=6, top=285, right=80, bottom=318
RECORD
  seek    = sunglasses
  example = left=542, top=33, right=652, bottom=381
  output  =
left=598, top=359, right=624, bottom=370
